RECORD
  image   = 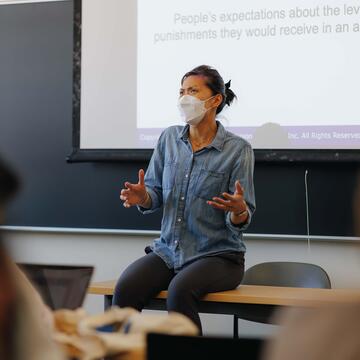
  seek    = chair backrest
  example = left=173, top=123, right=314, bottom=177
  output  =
left=234, top=262, right=331, bottom=325
left=242, top=261, right=331, bottom=289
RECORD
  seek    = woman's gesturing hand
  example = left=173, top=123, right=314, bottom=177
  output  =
left=120, top=169, right=149, bottom=208
left=207, top=180, right=248, bottom=221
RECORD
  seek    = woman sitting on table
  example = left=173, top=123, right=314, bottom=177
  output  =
left=114, top=65, right=256, bottom=334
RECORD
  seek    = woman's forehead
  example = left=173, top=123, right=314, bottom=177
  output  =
left=181, top=75, right=207, bottom=88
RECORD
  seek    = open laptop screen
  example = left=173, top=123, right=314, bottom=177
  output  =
left=18, top=263, right=94, bottom=310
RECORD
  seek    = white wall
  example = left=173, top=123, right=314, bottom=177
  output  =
left=4, top=229, right=360, bottom=338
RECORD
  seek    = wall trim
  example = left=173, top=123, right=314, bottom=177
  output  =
left=1, top=226, right=359, bottom=242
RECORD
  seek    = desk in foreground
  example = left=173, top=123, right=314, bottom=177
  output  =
left=88, top=280, right=360, bottom=308
left=89, top=281, right=360, bottom=340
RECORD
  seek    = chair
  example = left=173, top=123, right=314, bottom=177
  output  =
left=233, top=261, right=331, bottom=338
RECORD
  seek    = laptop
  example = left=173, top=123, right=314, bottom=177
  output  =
left=146, top=333, right=265, bottom=360
left=17, top=263, right=94, bottom=310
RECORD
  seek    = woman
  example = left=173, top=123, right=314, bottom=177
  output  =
left=115, top=65, right=256, bottom=334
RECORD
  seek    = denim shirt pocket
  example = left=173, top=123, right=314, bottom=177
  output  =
left=162, top=161, right=177, bottom=190
left=194, top=169, right=226, bottom=200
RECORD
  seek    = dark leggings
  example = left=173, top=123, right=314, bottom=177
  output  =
left=112, top=252, right=244, bottom=334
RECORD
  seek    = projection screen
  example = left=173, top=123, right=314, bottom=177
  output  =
left=69, top=0, right=360, bottom=162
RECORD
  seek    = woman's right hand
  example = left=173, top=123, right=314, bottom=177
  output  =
left=120, top=169, right=149, bottom=208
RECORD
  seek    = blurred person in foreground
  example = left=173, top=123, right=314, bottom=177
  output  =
left=262, top=171, right=360, bottom=360
left=0, top=156, right=65, bottom=359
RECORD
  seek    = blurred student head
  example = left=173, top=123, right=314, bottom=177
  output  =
left=0, top=156, right=20, bottom=357
left=262, top=168, right=360, bottom=360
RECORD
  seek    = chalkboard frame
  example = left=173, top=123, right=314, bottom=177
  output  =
left=67, top=0, right=360, bottom=164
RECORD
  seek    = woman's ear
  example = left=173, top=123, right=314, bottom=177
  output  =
left=212, top=94, right=223, bottom=108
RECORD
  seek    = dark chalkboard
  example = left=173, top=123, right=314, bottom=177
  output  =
left=0, top=1, right=358, bottom=236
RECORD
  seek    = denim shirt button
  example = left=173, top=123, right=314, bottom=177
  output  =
left=181, top=196, right=185, bottom=201
left=177, top=218, right=182, bottom=222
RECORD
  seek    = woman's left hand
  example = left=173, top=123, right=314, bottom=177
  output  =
left=207, top=180, right=247, bottom=216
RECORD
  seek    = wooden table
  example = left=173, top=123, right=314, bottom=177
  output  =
left=89, top=280, right=360, bottom=309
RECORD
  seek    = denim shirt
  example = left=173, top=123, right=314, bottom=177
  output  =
left=138, top=121, right=256, bottom=272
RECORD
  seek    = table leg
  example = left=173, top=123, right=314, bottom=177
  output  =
left=104, top=294, right=113, bottom=310
left=233, top=315, right=239, bottom=338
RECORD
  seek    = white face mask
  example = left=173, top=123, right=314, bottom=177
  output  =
left=177, top=95, right=215, bottom=126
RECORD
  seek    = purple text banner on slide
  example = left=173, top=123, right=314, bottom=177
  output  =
left=136, top=125, right=360, bottom=149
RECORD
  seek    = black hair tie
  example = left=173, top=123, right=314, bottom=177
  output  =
left=225, top=80, right=231, bottom=89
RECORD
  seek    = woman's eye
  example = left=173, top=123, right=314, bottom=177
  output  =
left=190, top=89, right=197, bottom=94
